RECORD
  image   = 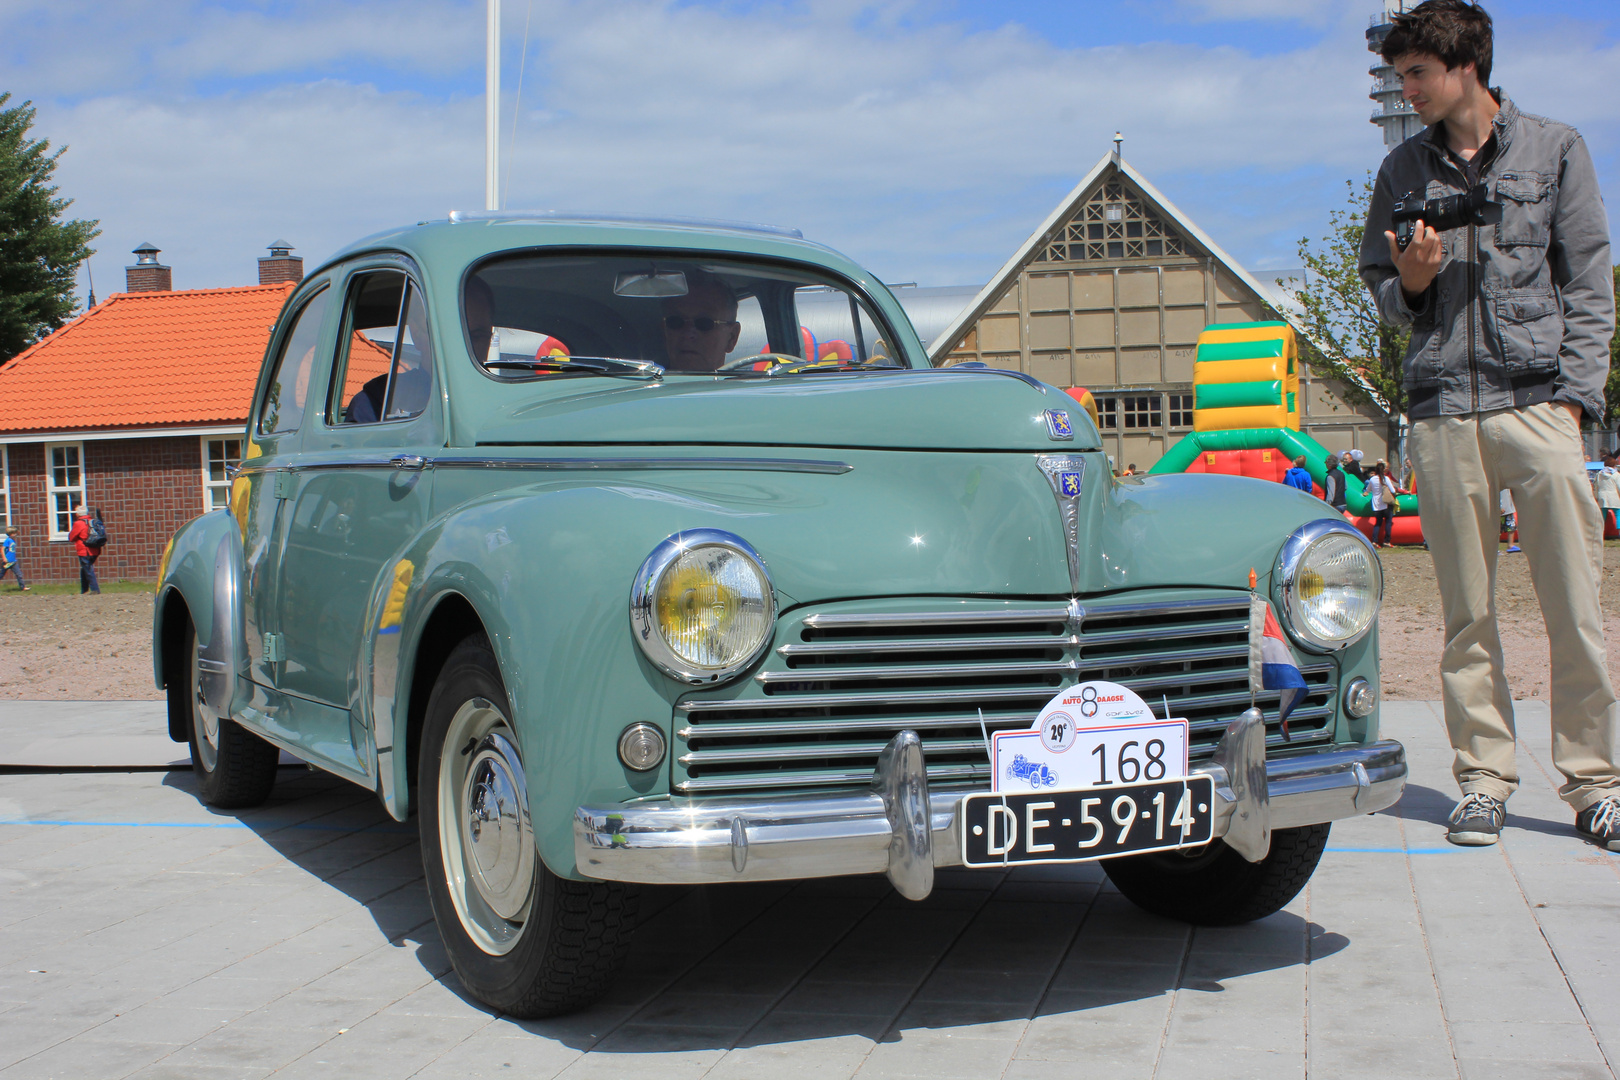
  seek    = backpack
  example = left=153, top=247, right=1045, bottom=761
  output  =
left=85, top=517, right=107, bottom=547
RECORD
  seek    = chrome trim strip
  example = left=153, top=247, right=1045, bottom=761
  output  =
left=575, top=740, right=1408, bottom=885
left=236, top=456, right=855, bottom=477
left=1076, top=618, right=1250, bottom=647
left=1082, top=596, right=1251, bottom=620
left=679, top=704, right=1335, bottom=750
left=925, top=364, right=1049, bottom=393
left=756, top=642, right=1263, bottom=684
left=450, top=456, right=854, bottom=474
left=801, top=607, right=1073, bottom=629
left=778, top=634, right=1078, bottom=657
left=682, top=681, right=1331, bottom=714
left=755, top=659, right=1074, bottom=685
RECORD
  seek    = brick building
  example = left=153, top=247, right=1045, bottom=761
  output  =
left=0, top=243, right=301, bottom=584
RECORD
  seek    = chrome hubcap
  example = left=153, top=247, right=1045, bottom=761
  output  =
left=438, top=698, right=534, bottom=955
left=191, top=642, right=221, bottom=772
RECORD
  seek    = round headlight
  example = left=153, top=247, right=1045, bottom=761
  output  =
left=630, top=530, right=776, bottom=684
left=1275, top=520, right=1382, bottom=652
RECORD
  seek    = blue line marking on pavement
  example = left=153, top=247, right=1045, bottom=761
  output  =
left=1327, top=845, right=1456, bottom=854
left=0, top=818, right=413, bottom=834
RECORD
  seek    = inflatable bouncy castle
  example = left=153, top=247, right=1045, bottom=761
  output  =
left=1148, top=322, right=1424, bottom=545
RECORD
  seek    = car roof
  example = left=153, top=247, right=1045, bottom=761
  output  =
left=315, top=213, right=871, bottom=287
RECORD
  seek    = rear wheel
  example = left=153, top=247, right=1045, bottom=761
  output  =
left=418, top=635, right=638, bottom=1017
left=180, top=621, right=279, bottom=808
left=1102, top=823, right=1331, bottom=926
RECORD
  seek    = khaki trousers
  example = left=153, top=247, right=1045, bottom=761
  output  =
left=1410, top=401, right=1620, bottom=811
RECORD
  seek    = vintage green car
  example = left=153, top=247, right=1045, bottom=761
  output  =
left=153, top=213, right=1404, bottom=1017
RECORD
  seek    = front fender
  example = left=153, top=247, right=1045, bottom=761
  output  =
left=375, top=483, right=821, bottom=877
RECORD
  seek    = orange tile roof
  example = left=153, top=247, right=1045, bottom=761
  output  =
left=0, top=282, right=296, bottom=434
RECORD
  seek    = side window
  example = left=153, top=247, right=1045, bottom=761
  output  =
left=258, top=288, right=331, bottom=436
left=330, top=271, right=432, bottom=425
left=791, top=286, right=896, bottom=366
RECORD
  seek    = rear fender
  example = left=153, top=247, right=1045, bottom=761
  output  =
left=153, top=511, right=247, bottom=720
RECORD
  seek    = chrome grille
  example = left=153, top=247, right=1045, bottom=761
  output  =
left=674, top=594, right=1338, bottom=796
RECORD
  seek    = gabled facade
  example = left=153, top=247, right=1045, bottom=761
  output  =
left=0, top=264, right=295, bottom=585
left=931, top=152, right=1389, bottom=471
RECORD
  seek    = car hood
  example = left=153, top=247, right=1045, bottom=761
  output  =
left=464, top=369, right=1100, bottom=452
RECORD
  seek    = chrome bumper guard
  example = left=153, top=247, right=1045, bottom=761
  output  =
left=574, top=714, right=1407, bottom=897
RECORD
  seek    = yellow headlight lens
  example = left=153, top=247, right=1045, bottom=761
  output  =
left=653, top=545, right=771, bottom=670
left=1293, top=532, right=1379, bottom=644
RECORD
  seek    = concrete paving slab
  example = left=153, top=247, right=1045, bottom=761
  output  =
left=4, top=700, right=1620, bottom=1079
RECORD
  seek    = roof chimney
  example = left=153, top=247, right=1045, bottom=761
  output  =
left=125, top=243, right=172, bottom=293
left=258, top=239, right=304, bottom=285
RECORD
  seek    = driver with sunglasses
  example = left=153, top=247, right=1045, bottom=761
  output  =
left=661, top=271, right=741, bottom=372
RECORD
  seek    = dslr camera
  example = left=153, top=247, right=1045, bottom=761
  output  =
left=1391, top=182, right=1504, bottom=250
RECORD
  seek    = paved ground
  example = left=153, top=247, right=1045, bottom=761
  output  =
left=1, top=701, right=1617, bottom=1080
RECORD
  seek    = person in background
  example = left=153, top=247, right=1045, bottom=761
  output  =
left=1365, top=460, right=1399, bottom=547
left=1124, top=463, right=1138, bottom=476
left=1401, top=456, right=1418, bottom=491
left=1343, top=449, right=1366, bottom=482
left=0, top=527, right=28, bottom=591
left=1500, top=489, right=1521, bottom=554
left=68, top=507, right=100, bottom=595
left=1595, top=452, right=1620, bottom=535
left=1284, top=455, right=1313, bottom=493
left=1323, top=454, right=1349, bottom=512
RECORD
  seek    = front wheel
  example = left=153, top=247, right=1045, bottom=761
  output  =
left=418, top=635, right=638, bottom=1018
left=1102, top=822, right=1331, bottom=926
left=178, top=620, right=278, bottom=808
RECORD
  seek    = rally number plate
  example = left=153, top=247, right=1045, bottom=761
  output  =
left=960, top=775, right=1216, bottom=868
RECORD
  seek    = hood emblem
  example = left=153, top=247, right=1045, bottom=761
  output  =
left=1038, top=455, right=1086, bottom=595
left=1045, top=409, right=1074, bottom=440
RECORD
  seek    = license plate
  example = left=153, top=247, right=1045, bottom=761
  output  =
left=960, top=775, right=1216, bottom=867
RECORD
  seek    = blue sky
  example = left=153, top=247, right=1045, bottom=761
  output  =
left=5, top=0, right=1617, bottom=297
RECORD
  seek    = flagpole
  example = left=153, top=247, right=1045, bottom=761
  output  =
left=485, top=0, right=501, bottom=211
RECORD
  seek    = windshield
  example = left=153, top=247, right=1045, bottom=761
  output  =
left=464, top=254, right=909, bottom=377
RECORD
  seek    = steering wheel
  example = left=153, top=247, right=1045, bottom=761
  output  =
left=716, top=352, right=800, bottom=372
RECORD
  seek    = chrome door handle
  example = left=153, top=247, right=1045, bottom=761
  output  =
left=390, top=455, right=428, bottom=471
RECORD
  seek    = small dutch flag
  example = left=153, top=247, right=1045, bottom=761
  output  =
left=1250, top=595, right=1307, bottom=740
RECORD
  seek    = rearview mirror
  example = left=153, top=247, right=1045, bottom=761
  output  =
left=614, top=270, right=688, bottom=298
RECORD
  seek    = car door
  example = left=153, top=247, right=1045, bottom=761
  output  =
left=239, top=281, right=334, bottom=691
left=274, top=258, right=439, bottom=748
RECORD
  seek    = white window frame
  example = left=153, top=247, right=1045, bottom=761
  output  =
left=0, top=445, right=9, bottom=530
left=202, top=436, right=243, bottom=514
left=45, top=441, right=85, bottom=541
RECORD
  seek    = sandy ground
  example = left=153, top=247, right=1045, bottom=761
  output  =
left=1, top=547, right=1615, bottom=702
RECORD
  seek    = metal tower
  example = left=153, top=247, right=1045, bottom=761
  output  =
left=1367, top=2, right=1423, bottom=149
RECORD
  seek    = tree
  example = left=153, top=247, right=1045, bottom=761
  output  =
left=1278, top=175, right=1408, bottom=437
left=0, top=92, right=99, bottom=365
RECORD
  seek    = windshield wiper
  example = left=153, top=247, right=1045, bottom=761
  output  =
left=733, top=358, right=905, bottom=378
left=484, top=356, right=664, bottom=380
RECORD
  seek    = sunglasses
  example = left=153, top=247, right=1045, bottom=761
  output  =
left=663, top=315, right=736, bottom=333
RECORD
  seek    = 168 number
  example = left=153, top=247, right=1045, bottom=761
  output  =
left=1088, top=738, right=1167, bottom=785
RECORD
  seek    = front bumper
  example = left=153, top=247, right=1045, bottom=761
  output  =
left=575, top=714, right=1407, bottom=897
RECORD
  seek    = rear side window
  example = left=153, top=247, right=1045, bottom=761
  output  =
left=330, top=271, right=434, bottom=425
left=258, top=287, right=331, bottom=436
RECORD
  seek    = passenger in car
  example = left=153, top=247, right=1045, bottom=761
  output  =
left=348, top=289, right=435, bottom=423
left=661, top=271, right=741, bottom=372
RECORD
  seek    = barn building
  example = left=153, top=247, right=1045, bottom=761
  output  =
left=927, top=150, right=1391, bottom=471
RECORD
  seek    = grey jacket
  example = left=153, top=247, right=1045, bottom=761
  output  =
left=1360, top=94, right=1614, bottom=422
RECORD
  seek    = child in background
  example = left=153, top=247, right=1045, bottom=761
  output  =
left=1, top=527, right=28, bottom=590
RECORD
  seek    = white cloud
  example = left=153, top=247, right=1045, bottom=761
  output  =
left=18, top=0, right=1620, bottom=296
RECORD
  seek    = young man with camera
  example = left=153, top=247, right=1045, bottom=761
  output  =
left=1359, top=0, right=1619, bottom=849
